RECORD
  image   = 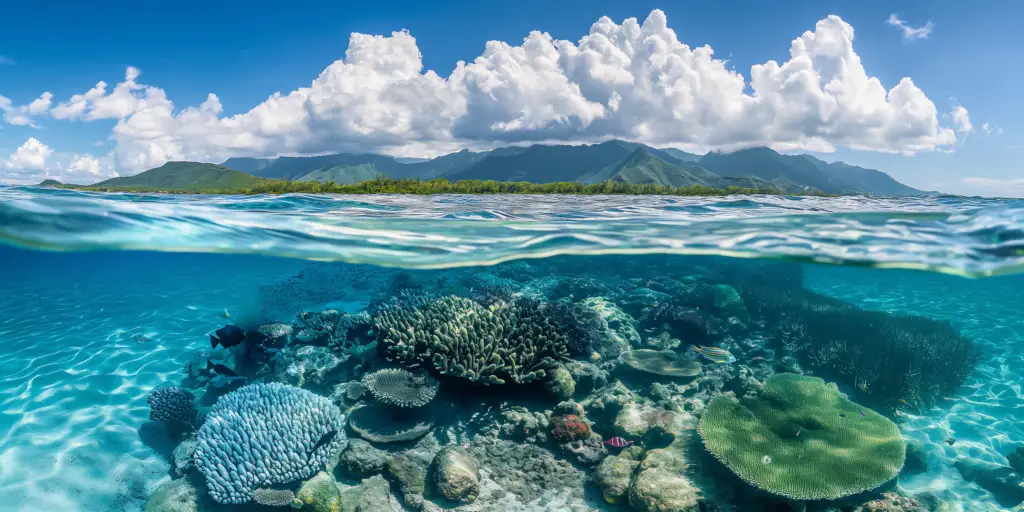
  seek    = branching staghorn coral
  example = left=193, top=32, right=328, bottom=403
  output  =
left=193, top=383, right=346, bottom=504
left=373, top=292, right=569, bottom=385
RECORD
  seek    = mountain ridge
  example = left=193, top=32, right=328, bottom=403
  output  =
left=216, top=141, right=926, bottom=196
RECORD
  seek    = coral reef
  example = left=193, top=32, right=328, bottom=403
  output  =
left=348, top=404, right=435, bottom=444
left=621, top=349, right=702, bottom=378
left=374, top=293, right=569, bottom=385
left=147, top=387, right=197, bottom=430
left=295, top=309, right=373, bottom=348
left=296, top=471, right=343, bottom=511
left=193, top=382, right=346, bottom=504
left=364, top=368, right=439, bottom=408
left=145, top=478, right=200, bottom=512
left=155, top=258, right=990, bottom=512
left=252, top=488, right=296, bottom=507
left=749, top=286, right=981, bottom=410
left=699, top=373, right=905, bottom=500
left=549, top=414, right=591, bottom=443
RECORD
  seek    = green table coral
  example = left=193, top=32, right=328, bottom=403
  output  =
left=698, top=373, right=905, bottom=500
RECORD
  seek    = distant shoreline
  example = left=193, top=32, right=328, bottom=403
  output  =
left=39, top=177, right=834, bottom=197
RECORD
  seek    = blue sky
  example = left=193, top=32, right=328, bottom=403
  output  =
left=0, top=0, right=1020, bottom=195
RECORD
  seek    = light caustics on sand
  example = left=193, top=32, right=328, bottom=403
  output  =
left=2, top=187, right=1024, bottom=276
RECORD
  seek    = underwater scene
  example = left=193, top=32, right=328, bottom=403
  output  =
left=2, top=189, right=1024, bottom=512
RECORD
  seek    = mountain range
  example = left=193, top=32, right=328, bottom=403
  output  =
left=221, top=140, right=927, bottom=195
left=61, top=140, right=928, bottom=195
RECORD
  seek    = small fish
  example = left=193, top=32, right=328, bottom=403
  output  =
left=219, top=309, right=232, bottom=320
left=206, top=360, right=238, bottom=378
left=839, top=413, right=847, bottom=418
left=308, top=430, right=339, bottom=461
left=750, top=356, right=766, bottom=362
left=858, top=409, right=866, bottom=417
left=689, top=345, right=737, bottom=364
left=210, top=325, right=246, bottom=349
left=795, top=430, right=801, bottom=437
left=603, top=437, right=635, bottom=448
left=130, top=333, right=153, bottom=344
left=945, top=438, right=956, bottom=446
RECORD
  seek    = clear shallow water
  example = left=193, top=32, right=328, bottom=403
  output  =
left=1, top=189, right=1023, bottom=511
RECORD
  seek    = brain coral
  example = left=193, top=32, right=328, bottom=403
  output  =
left=193, top=383, right=346, bottom=504
left=698, top=373, right=905, bottom=500
left=373, top=293, right=569, bottom=385
left=363, top=368, right=439, bottom=408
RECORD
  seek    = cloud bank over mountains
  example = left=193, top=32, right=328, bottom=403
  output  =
left=2, top=10, right=971, bottom=183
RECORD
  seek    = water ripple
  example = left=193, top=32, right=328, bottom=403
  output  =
left=2, top=187, right=1024, bottom=276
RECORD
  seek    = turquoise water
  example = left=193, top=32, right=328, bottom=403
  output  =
left=1, top=188, right=1023, bottom=511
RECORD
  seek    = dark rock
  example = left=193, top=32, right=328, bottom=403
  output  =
left=902, top=440, right=928, bottom=476
left=954, top=458, right=1024, bottom=508
left=338, top=439, right=388, bottom=478
left=430, top=446, right=480, bottom=503
left=1008, top=446, right=1024, bottom=476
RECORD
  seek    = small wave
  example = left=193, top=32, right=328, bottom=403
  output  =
left=2, top=187, right=1024, bottom=276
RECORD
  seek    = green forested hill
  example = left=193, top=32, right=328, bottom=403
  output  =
left=89, top=162, right=270, bottom=191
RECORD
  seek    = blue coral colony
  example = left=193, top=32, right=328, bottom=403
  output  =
left=142, top=257, right=983, bottom=511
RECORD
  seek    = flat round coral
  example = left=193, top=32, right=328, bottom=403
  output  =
left=698, top=373, right=905, bottom=500
left=363, top=368, right=439, bottom=408
left=621, top=349, right=702, bottom=378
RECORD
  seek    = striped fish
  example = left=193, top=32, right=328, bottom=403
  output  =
left=603, top=437, right=634, bottom=448
left=689, top=345, right=736, bottom=364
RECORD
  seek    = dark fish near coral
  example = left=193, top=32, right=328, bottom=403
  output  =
left=603, top=436, right=634, bottom=448
left=210, top=325, right=245, bottom=349
left=206, top=360, right=238, bottom=378
left=946, top=438, right=956, bottom=446
left=859, top=409, right=866, bottom=417
left=308, top=430, right=338, bottom=461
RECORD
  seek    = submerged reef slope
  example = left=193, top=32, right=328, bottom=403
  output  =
left=747, top=286, right=982, bottom=410
left=140, top=256, right=988, bottom=512
left=699, top=373, right=906, bottom=500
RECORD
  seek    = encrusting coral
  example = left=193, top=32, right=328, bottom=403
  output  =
left=192, top=382, right=346, bottom=504
left=698, top=373, right=905, bottom=500
left=373, top=292, right=570, bottom=385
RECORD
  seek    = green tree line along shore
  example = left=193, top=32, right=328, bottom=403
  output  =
left=55, top=176, right=833, bottom=196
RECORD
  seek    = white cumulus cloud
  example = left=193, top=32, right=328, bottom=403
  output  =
left=3, top=137, right=52, bottom=170
left=0, top=92, right=53, bottom=127
left=886, top=14, right=934, bottom=41
left=0, top=138, right=118, bottom=185
left=950, top=106, right=972, bottom=133
left=35, top=10, right=967, bottom=174
left=68, top=154, right=102, bottom=175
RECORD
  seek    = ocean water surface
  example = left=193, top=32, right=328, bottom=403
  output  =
left=1, top=187, right=1023, bottom=511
